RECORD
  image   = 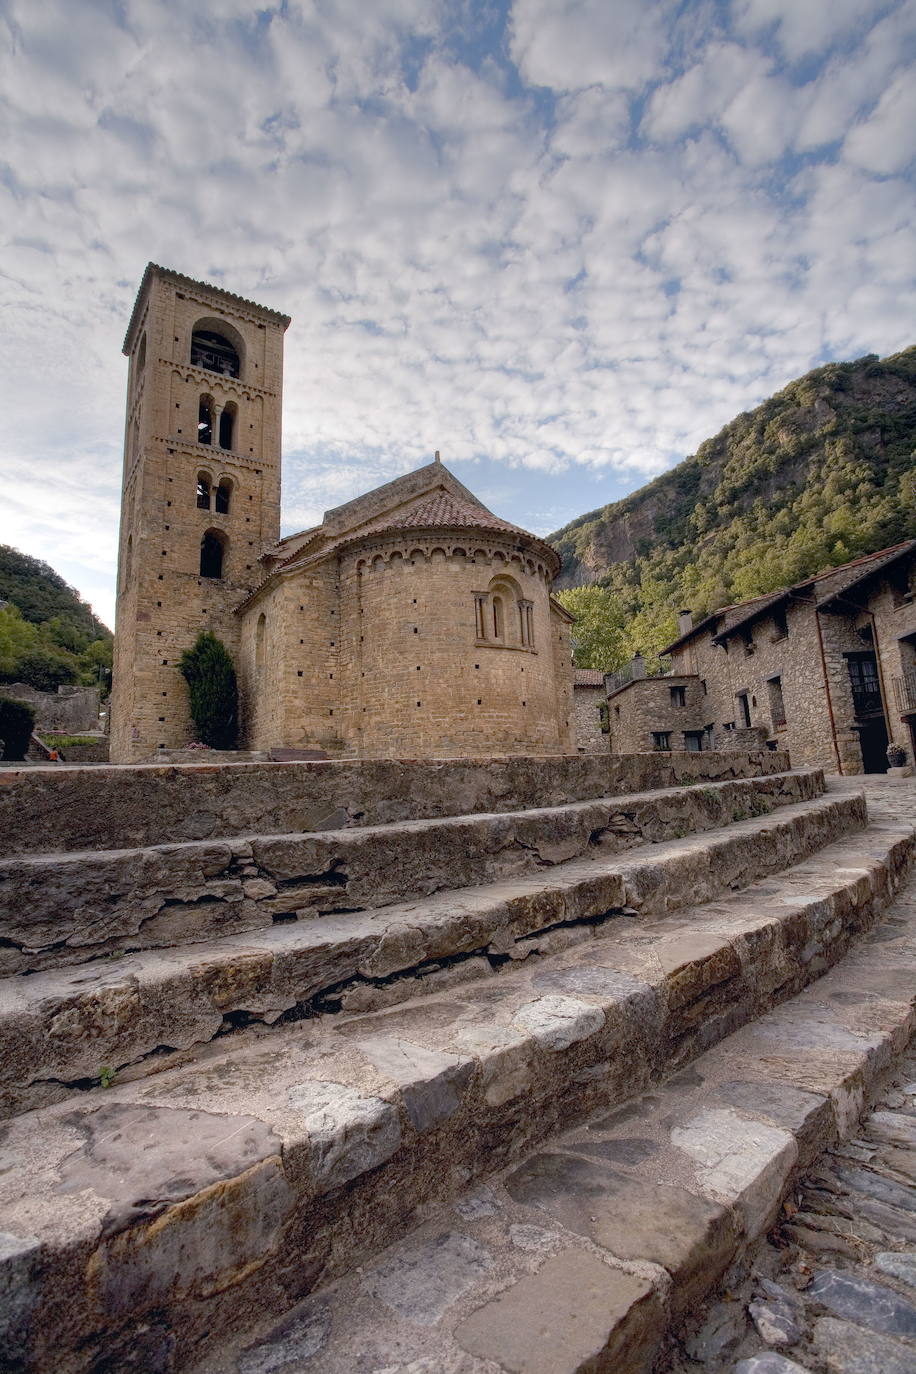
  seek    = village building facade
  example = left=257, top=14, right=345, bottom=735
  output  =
left=572, top=668, right=610, bottom=752
left=606, top=541, right=916, bottom=774
left=110, top=265, right=574, bottom=764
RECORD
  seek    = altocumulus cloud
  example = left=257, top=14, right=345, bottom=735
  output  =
left=1, top=0, right=914, bottom=626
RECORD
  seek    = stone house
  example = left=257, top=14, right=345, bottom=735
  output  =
left=572, top=669, right=610, bottom=752
left=607, top=540, right=916, bottom=774
left=110, top=265, right=574, bottom=763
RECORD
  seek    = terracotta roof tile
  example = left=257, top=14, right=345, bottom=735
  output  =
left=379, top=492, right=529, bottom=537
left=573, top=669, right=606, bottom=686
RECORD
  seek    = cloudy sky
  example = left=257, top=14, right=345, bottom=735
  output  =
left=3, top=0, right=915, bottom=629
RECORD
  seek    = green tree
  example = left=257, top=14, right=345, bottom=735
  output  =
left=0, top=604, right=39, bottom=679
left=78, top=638, right=113, bottom=695
left=555, top=585, right=628, bottom=670
left=178, top=632, right=239, bottom=749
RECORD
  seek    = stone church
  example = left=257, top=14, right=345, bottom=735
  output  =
left=110, top=265, right=574, bottom=763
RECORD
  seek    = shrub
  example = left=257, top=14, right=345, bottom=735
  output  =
left=0, top=696, right=36, bottom=760
left=178, top=632, right=238, bottom=750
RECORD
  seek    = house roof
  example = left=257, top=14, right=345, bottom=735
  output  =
left=662, top=539, right=916, bottom=654
left=573, top=669, right=606, bottom=687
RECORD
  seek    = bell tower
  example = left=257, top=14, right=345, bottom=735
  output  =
left=110, top=265, right=290, bottom=763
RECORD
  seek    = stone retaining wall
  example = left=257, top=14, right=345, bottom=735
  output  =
left=0, top=750, right=789, bottom=856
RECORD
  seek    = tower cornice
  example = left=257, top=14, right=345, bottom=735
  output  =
left=122, top=264, right=292, bottom=355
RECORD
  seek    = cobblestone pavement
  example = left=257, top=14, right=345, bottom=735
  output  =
left=665, top=775, right=916, bottom=1374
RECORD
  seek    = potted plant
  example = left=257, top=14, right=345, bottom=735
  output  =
left=887, top=742, right=908, bottom=769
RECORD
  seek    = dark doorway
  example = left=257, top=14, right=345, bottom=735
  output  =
left=858, top=719, right=889, bottom=773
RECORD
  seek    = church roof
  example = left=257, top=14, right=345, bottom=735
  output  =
left=336, top=489, right=560, bottom=572
left=235, top=465, right=562, bottom=613
left=370, top=492, right=529, bottom=537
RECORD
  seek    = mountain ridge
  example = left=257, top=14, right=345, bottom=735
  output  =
left=550, top=345, right=916, bottom=663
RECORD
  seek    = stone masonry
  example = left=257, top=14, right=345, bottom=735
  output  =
left=1, top=750, right=914, bottom=1374
left=110, top=265, right=573, bottom=763
left=608, top=542, right=916, bottom=775
left=572, top=669, right=609, bottom=752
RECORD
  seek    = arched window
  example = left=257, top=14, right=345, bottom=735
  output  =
left=191, top=328, right=240, bottom=378
left=477, top=574, right=529, bottom=649
left=198, top=397, right=213, bottom=445
left=492, top=595, right=505, bottom=640
left=255, top=613, right=266, bottom=671
left=200, top=530, right=226, bottom=578
left=218, top=403, right=236, bottom=450
left=196, top=472, right=212, bottom=509
left=215, top=478, right=232, bottom=515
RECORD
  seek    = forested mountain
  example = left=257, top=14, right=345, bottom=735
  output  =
left=0, top=546, right=112, bottom=693
left=551, top=346, right=916, bottom=667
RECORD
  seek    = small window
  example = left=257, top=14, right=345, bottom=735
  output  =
left=652, top=731, right=671, bottom=751
left=196, top=472, right=211, bottom=509
left=200, top=530, right=226, bottom=578
left=772, top=608, right=788, bottom=641
left=198, top=397, right=213, bottom=445
left=492, top=594, right=505, bottom=640
left=215, top=479, right=232, bottom=515
left=736, top=691, right=751, bottom=728
left=670, top=685, right=686, bottom=708
left=683, top=730, right=705, bottom=752
left=219, top=404, right=236, bottom=450
left=768, top=675, right=786, bottom=728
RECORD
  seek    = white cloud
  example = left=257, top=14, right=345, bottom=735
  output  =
left=731, top=0, right=885, bottom=62
left=509, top=0, right=672, bottom=93
left=844, top=68, right=916, bottom=172
left=0, top=0, right=914, bottom=626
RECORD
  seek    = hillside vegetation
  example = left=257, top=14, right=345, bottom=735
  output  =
left=551, top=346, right=916, bottom=666
left=0, top=545, right=112, bottom=693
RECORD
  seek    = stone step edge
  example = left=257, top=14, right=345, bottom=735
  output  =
left=0, top=791, right=868, bottom=1111
left=1, top=816, right=912, bottom=1374
left=0, top=769, right=824, bottom=871
left=0, top=770, right=827, bottom=980
left=0, top=749, right=794, bottom=856
left=223, top=894, right=916, bottom=1374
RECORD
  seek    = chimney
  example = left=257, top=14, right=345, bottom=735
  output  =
left=677, top=609, right=693, bottom=636
left=631, top=653, right=645, bottom=680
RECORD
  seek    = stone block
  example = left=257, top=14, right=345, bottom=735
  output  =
left=454, top=1248, right=664, bottom=1374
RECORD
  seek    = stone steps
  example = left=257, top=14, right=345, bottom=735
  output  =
left=0, top=749, right=791, bottom=855
left=195, top=886, right=916, bottom=1374
left=0, top=811, right=911, bottom=1373
left=0, top=770, right=823, bottom=975
left=0, top=789, right=862, bottom=1118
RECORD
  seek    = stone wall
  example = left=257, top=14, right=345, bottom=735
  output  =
left=668, top=563, right=916, bottom=773
left=0, top=749, right=790, bottom=856
left=573, top=685, right=609, bottom=752
left=239, top=532, right=573, bottom=759
left=608, top=674, right=706, bottom=753
left=1, top=684, right=99, bottom=734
